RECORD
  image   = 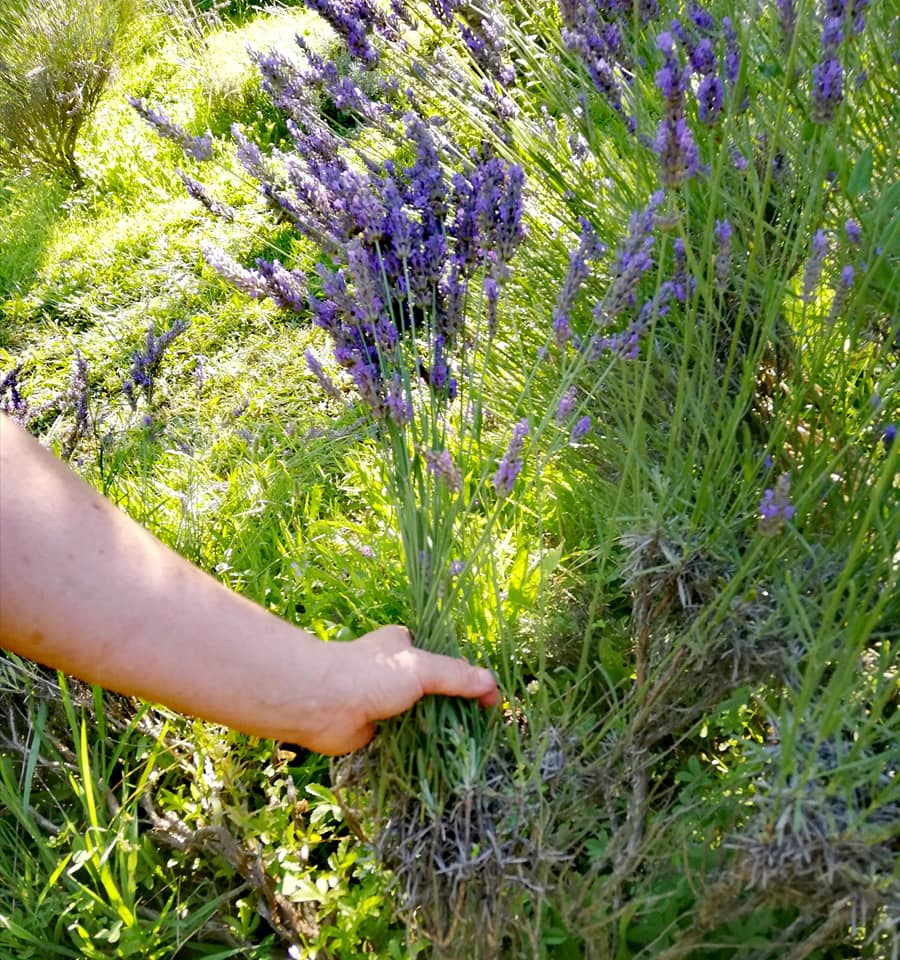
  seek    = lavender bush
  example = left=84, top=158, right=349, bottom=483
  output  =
left=107, top=0, right=900, bottom=955
left=0, top=0, right=137, bottom=187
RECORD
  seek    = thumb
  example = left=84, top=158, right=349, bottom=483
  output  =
left=411, top=649, right=500, bottom=707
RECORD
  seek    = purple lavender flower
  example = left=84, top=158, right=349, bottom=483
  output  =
left=569, top=415, right=592, bottom=443
left=671, top=237, right=694, bottom=302
left=255, top=259, right=307, bottom=313
left=385, top=372, right=413, bottom=425
left=302, top=0, right=385, bottom=66
left=177, top=170, right=234, bottom=220
left=122, top=320, right=188, bottom=409
left=127, top=97, right=213, bottom=161
left=697, top=73, right=724, bottom=125
left=553, top=219, right=606, bottom=348
left=827, top=263, right=854, bottom=324
left=653, top=33, right=700, bottom=188
left=306, top=349, right=344, bottom=403
left=714, top=219, right=733, bottom=290
left=202, top=244, right=271, bottom=300
left=776, top=0, right=796, bottom=52
left=598, top=192, right=663, bottom=322
left=721, top=17, right=741, bottom=87
left=883, top=424, right=898, bottom=450
left=449, top=559, right=465, bottom=577
left=493, top=418, right=529, bottom=497
left=759, top=473, right=794, bottom=534
left=730, top=146, right=749, bottom=170
left=423, top=447, right=462, bottom=492
left=801, top=229, right=827, bottom=303
left=0, top=364, right=29, bottom=422
left=556, top=386, right=579, bottom=421
left=845, top=219, right=862, bottom=244
left=812, top=56, right=843, bottom=121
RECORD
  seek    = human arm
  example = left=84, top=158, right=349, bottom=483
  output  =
left=0, top=416, right=498, bottom=754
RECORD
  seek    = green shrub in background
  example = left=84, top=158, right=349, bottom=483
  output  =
left=0, top=0, right=136, bottom=187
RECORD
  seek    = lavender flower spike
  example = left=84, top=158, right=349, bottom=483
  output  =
left=801, top=229, right=827, bottom=303
left=423, top=448, right=463, bottom=492
left=714, top=219, right=733, bottom=291
left=305, top=349, right=344, bottom=403
left=177, top=170, right=235, bottom=221
left=128, top=96, right=213, bottom=161
left=493, top=418, right=529, bottom=497
left=201, top=244, right=271, bottom=300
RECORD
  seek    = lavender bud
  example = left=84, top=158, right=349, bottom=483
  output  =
left=306, top=349, right=344, bottom=403
left=801, top=229, right=827, bottom=303
left=128, top=96, right=213, bottom=161
left=423, top=447, right=462, bottom=492
left=177, top=170, right=234, bottom=220
left=493, top=418, right=529, bottom=497
left=569, top=415, right=592, bottom=443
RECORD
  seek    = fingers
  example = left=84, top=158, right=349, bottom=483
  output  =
left=411, top=648, right=499, bottom=707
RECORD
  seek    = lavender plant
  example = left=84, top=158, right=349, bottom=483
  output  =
left=0, top=0, right=137, bottom=187
left=115, top=0, right=900, bottom=953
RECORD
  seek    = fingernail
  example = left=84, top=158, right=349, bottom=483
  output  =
left=477, top=668, right=495, bottom=686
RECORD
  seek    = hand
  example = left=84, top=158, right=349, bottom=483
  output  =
left=304, top=626, right=500, bottom=755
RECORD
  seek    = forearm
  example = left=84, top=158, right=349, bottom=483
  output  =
left=0, top=416, right=330, bottom=740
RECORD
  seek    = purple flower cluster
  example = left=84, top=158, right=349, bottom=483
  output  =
left=759, top=473, right=795, bottom=534
left=558, top=0, right=653, bottom=122
left=60, top=352, right=92, bottom=460
left=127, top=97, right=212, bottom=161
left=812, top=0, right=847, bottom=123
left=0, top=364, right=29, bottom=422
left=597, top=191, right=664, bottom=324
left=552, top=219, right=607, bottom=348
left=122, top=320, right=188, bottom=410
left=776, top=0, right=797, bottom=53
left=801, top=229, right=827, bottom=303
left=493, top=418, right=529, bottom=497
left=177, top=170, right=234, bottom=221
left=714, top=219, right=733, bottom=291
left=423, top=447, right=463, bottom=492
left=671, top=237, right=695, bottom=302
left=201, top=244, right=308, bottom=314
left=305, top=349, right=344, bottom=403
left=302, top=0, right=390, bottom=67
left=230, top=106, right=525, bottom=419
left=653, top=32, right=699, bottom=188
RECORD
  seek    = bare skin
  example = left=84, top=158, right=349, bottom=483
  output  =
left=0, top=416, right=498, bottom=754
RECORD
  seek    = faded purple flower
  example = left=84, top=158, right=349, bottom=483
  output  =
left=128, top=97, right=213, bottom=161
left=553, top=219, right=606, bottom=348
left=556, top=386, right=579, bottom=421
left=423, top=447, right=462, bottom=492
left=202, top=244, right=271, bottom=300
left=177, top=169, right=234, bottom=220
left=493, top=418, right=529, bottom=497
left=801, top=229, right=827, bottom=303
left=883, top=424, right=897, bottom=450
left=305, top=349, right=344, bottom=403
left=385, top=372, right=413, bottom=425
left=759, top=473, right=794, bottom=534
left=812, top=58, right=843, bottom=123
left=845, top=219, right=862, bottom=244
